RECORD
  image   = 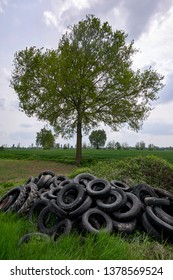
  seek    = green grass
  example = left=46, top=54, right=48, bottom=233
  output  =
left=0, top=148, right=173, bottom=165
left=0, top=212, right=173, bottom=260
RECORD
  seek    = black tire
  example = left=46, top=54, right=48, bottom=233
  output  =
left=144, top=197, right=171, bottom=206
left=154, top=206, right=173, bottom=226
left=74, top=173, right=96, bottom=187
left=18, top=232, right=50, bottom=246
left=37, top=175, right=53, bottom=189
left=53, top=175, right=68, bottom=188
left=9, top=186, right=29, bottom=212
left=86, top=179, right=111, bottom=197
left=146, top=206, right=173, bottom=239
left=52, top=219, right=72, bottom=241
left=28, top=199, right=50, bottom=225
left=69, top=196, right=93, bottom=219
left=82, top=208, right=113, bottom=233
left=18, top=183, right=38, bottom=214
left=111, top=180, right=130, bottom=192
left=153, top=188, right=173, bottom=201
left=112, top=218, right=137, bottom=234
left=96, top=189, right=123, bottom=212
left=0, top=186, right=22, bottom=212
left=142, top=212, right=162, bottom=241
left=38, top=205, right=62, bottom=235
left=132, top=184, right=158, bottom=204
left=57, top=183, right=85, bottom=212
left=111, top=192, right=142, bottom=221
left=49, top=199, right=67, bottom=219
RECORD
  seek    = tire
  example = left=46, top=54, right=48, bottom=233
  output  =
left=49, top=199, right=67, bottom=219
left=69, top=196, right=93, bottom=219
left=145, top=206, right=173, bottom=240
left=142, top=212, right=162, bottom=241
left=132, top=184, right=158, bottom=203
left=18, top=232, right=50, bottom=246
left=74, top=173, right=96, bottom=187
left=154, top=206, right=173, bottom=226
left=111, top=180, right=130, bottom=192
left=86, top=179, right=111, bottom=197
left=82, top=208, right=113, bottom=233
left=9, top=186, right=29, bottom=212
left=0, top=186, right=22, bottom=212
left=153, top=188, right=173, bottom=201
left=38, top=205, right=62, bottom=235
left=37, top=175, right=53, bottom=189
left=112, top=219, right=137, bottom=234
left=96, top=189, right=123, bottom=212
left=53, top=175, right=68, bottom=188
left=18, top=183, right=38, bottom=214
left=144, top=197, right=171, bottom=206
left=52, top=219, right=72, bottom=241
left=57, top=183, right=85, bottom=212
left=111, top=192, right=142, bottom=221
left=28, top=199, right=50, bottom=225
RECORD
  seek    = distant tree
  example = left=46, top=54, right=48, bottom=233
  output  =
left=11, top=15, right=164, bottom=164
left=107, top=140, right=115, bottom=149
left=122, top=142, right=129, bottom=149
left=136, top=141, right=145, bottom=150
left=148, top=143, right=155, bottom=150
left=89, top=129, right=107, bottom=149
left=36, top=127, right=55, bottom=149
left=115, top=141, right=121, bottom=150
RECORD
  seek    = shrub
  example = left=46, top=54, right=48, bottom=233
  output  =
left=89, top=156, right=173, bottom=192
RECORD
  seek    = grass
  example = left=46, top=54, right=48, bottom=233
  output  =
left=0, top=212, right=173, bottom=260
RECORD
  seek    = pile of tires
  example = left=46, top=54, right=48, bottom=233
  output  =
left=0, top=171, right=173, bottom=243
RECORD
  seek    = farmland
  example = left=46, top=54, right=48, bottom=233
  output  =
left=0, top=147, right=173, bottom=165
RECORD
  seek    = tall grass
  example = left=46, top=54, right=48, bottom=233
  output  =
left=0, top=212, right=173, bottom=260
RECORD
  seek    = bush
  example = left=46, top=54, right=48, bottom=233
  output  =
left=89, top=156, right=173, bottom=192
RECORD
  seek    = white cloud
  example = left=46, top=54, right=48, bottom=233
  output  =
left=43, top=10, right=58, bottom=27
left=0, top=0, right=9, bottom=13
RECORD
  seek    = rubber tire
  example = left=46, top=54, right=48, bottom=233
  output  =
left=52, top=219, right=72, bottom=241
left=132, top=184, right=158, bottom=204
left=57, top=183, right=85, bottom=212
left=154, top=206, right=173, bottom=226
left=96, top=189, right=123, bottom=212
left=82, top=208, right=113, bottom=233
left=142, top=212, right=162, bottom=241
left=28, top=199, right=50, bottom=225
left=112, top=219, right=137, bottom=234
left=74, top=173, right=96, bottom=187
left=18, top=183, right=38, bottom=214
left=18, top=232, right=50, bottom=246
left=144, top=197, right=171, bottom=206
left=111, top=180, right=130, bottom=191
left=38, top=205, right=62, bottom=235
left=145, top=206, right=173, bottom=239
left=86, top=179, right=111, bottom=197
left=0, top=186, right=22, bottom=212
left=111, top=192, right=142, bottom=221
left=69, top=196, right=93, bottom=219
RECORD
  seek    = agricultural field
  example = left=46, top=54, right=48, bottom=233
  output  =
left=0, top=148, right=173, bottom=260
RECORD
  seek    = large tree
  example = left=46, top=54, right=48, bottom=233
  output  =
left=10, top=15, right=164, bottom=164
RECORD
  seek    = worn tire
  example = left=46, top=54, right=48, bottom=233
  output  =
left=111, top=192, right=142, bottom=221
left=112, top=219, right=137, bottom=234
left=86, top=179, right=111, bottom=197
left=38, top=205, right=62, bottom=235
left=52, top=219, right=72, bottom=241
left=96, top=189, right=123, bottom=212
left=18, top=183, right=38, bottom=214
left=82, top=208, right=113, bottom=233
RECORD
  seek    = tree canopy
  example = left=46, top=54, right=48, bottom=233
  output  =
left=36, top=127, right=55, bottom=149
left=89, top=129, right=107, bottom=149
left=10, top=15, right=164, bottom=164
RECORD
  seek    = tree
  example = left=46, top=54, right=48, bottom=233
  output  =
left=36, top=127, right=55, bottom=149
left=10, top=15, right=164, bottom=164
left=135, top=141, right=145, bottom=150
left=89, top=129, right=107, bottom=149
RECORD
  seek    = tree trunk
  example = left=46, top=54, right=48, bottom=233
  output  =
left=76, top=119, right=82, bottom=165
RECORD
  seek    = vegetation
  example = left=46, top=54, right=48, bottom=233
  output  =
left=11, top=15, right=164, bottom=164
left=1, top=153, right=173, bottom=259
left=89, top=129, right=107, bottom=149
left=36, top=127, right=55, bottom=149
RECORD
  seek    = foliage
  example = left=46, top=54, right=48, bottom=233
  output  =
left=89, top=129, right=107, bottom=149
left=11, top=15, right=164, bottom=164
left=90, top=156, right=173, bottom=192
left=36, top=127, right=55, bottom=149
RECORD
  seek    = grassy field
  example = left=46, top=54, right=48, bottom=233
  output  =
left=0, top=147, right=173, bottom=164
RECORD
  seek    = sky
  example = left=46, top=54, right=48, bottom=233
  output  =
left=1, top=0, right=173, bottom=148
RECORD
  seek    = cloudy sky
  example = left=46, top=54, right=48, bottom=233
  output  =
left=1, top=0, right=173, bottom=148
